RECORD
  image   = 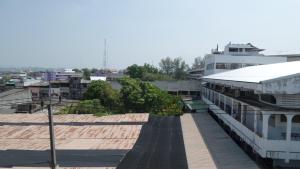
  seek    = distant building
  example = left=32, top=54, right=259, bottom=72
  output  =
left=0, top=89, right=33, bottom=114
left=204, top=43, right=288, bottom=75
left=188, top=68, right=204, bottom=80
left=90, top=76, right=107, bottom=81
left=202, top=61, right=300, bottom=168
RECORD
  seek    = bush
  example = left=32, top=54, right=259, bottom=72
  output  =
left=84, top=80, right=121, bottom=112
left=58, top=99, right=111, bottom=116
left=119, top=77, right=183, bottom=116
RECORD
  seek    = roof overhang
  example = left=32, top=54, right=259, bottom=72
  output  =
left=202, top=78, right=263, bottom=93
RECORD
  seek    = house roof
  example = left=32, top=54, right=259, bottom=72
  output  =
left=203, top=61, right=300, bottom=83
left=202, top=61, right=300, bottom=94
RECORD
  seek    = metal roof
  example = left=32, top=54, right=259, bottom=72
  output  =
left=203, top=61, right=300, bottom=83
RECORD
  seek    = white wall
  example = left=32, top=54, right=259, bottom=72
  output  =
left=204, top=54, right=287, bottom=75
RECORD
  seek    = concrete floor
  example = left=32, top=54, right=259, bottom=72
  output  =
left=181, top=113, right=259, bottom=169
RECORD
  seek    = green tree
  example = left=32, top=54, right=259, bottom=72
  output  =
left=119, top=77, right=145, bottom=112
left=192, top=56, right=204, bottom=69
left=0, top=75, right=10, bottom=84
left=91, top=68, right=98, bottom=74
left=82, top=68, right=91, bottom=80
left=173, top=57, right=189, bottom=80
left=126, top=64, right=145, bottom=79
left=119, top=77, right=183, bottom=115
left=159, top=57, right=174, bottom=75
left=126, top=63, right=172, bottom=81
left=159, top=57, right=189, bottom=80
left=84, top=80, right=120, bottom=111
left=72, top=68, right=82, bottom=73
left=59, top=99, right=111, bottom=116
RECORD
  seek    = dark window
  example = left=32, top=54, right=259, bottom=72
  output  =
left=261, top=94, right=276, bottom=104
left=216, top=63, right=226, bottom=69
left=229, top=48, right=238, bottom=52
left=225, top=98, right=232, bottom=115
left=280, top=114, right=287, bottom=123
left=206, top=63, right=215, bottom=70
left=230, top=63, right=240, bottom=69
left=293, top=115, right=300, bottom=123
left=220, top=95, right=225, bottom=110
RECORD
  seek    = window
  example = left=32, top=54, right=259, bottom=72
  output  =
left=216, top=63, right=226, bottom=69
left=225, top=98, right=232, bottom=115
left=280, top=115, right=287, bottom=122
left=229, top=48, right=238, bottom=52
left=261, top=94, right=276, bottom=104
left=232, top=101, right=241, bottom=121
left=220, top=95, right=225, bottom=110
left=214, top=92, right=219, bottom=106
left=206, top=63, right=215, bottom=70
left=230, top=63, right=241, bottom=69
left=216, top=63, right=242, bottom=70
left=293, top=115, right=300, bottom=123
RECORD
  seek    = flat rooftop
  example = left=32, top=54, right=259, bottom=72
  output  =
left=0, top=113, right=149, bottom=169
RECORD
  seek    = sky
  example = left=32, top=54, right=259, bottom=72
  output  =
left=1, top=0, right=300, bottom=69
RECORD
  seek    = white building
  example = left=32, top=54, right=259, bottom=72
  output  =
left=201, top=61, right=300, bottom=168
left=204, top=43, right=288, bottom=75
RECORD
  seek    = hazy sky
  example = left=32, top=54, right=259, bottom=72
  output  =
left=1, top=0, right=300, bottom=69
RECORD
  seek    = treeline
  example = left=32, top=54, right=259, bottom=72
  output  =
left=126, top=56, right=204, bottom=81
left=72, top=56, right=204, bottom=81
left=60, top=78, right=183, bottom=116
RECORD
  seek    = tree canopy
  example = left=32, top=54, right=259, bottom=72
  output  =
left=126, top=64, right=171, bottom=81
left=192, top=56, right=204, bottom=69
left=84, top=80, right=120, bottom=111
left=77, top=78, right=183, bottom=116
left=119, top=77, right=182, bottom=115
left=159, top=57, right=189, bottom=80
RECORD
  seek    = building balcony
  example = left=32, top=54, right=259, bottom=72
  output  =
left=202, top=86, right=300, bottom=162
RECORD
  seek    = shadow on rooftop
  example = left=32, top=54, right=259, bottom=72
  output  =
left=0, top=121, right=146, bottom=126
left=0, top=149, right=128, bottom=168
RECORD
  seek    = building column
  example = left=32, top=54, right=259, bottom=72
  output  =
left=231, top=99, right=234, bottom=116
left=241, top=103, right=244, bottom=123
left=285, top=114, right=294, bottom=163
left=254, top=110, right=257, bottom=134
left=286, top=115, right=293, bottom=142
left=262, top=114, right=270, bottom=139
left=223, top=95, right=226, bottom=110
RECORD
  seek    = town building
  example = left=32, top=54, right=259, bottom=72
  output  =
left=201, top=61, right=300, bottom=168
left=204, top=43, right=288, bottom=75
left=187, top=68, right=204, bottom=80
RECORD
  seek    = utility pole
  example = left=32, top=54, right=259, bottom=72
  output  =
left=47, top=71, right=57, bottom=169
left=103, top=39, right=108, bottom=69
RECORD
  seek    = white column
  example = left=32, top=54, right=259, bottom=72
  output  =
left=218, top=93, right=221, bottom=107
left=254, top=110, right=257, bottom=134
left=285, top=114, right=293, bottom=163
left=262, top=114, right=270, bottom=139
left=286, top=115, right=293, bottom=141
left=223, top=95, right=226, bottom=111
left=231, top=99, right=234, bottom=116
left=241, top=103, right=244, bottom=123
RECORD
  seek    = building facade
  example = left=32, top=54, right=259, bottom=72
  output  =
left=204, top=43, right=288, bottom=75
left=201, top=61, right=300, bottom=168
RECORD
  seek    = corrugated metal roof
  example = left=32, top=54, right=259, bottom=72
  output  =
left=203, top=61, right=300, bottom=83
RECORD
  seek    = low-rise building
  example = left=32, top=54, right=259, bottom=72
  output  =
left=201, top=61, right=300, bottom=168
left=204, top=43, right=288, bottom=75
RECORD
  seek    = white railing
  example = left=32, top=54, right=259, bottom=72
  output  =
left=202, top=87, right=300, bottom=161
